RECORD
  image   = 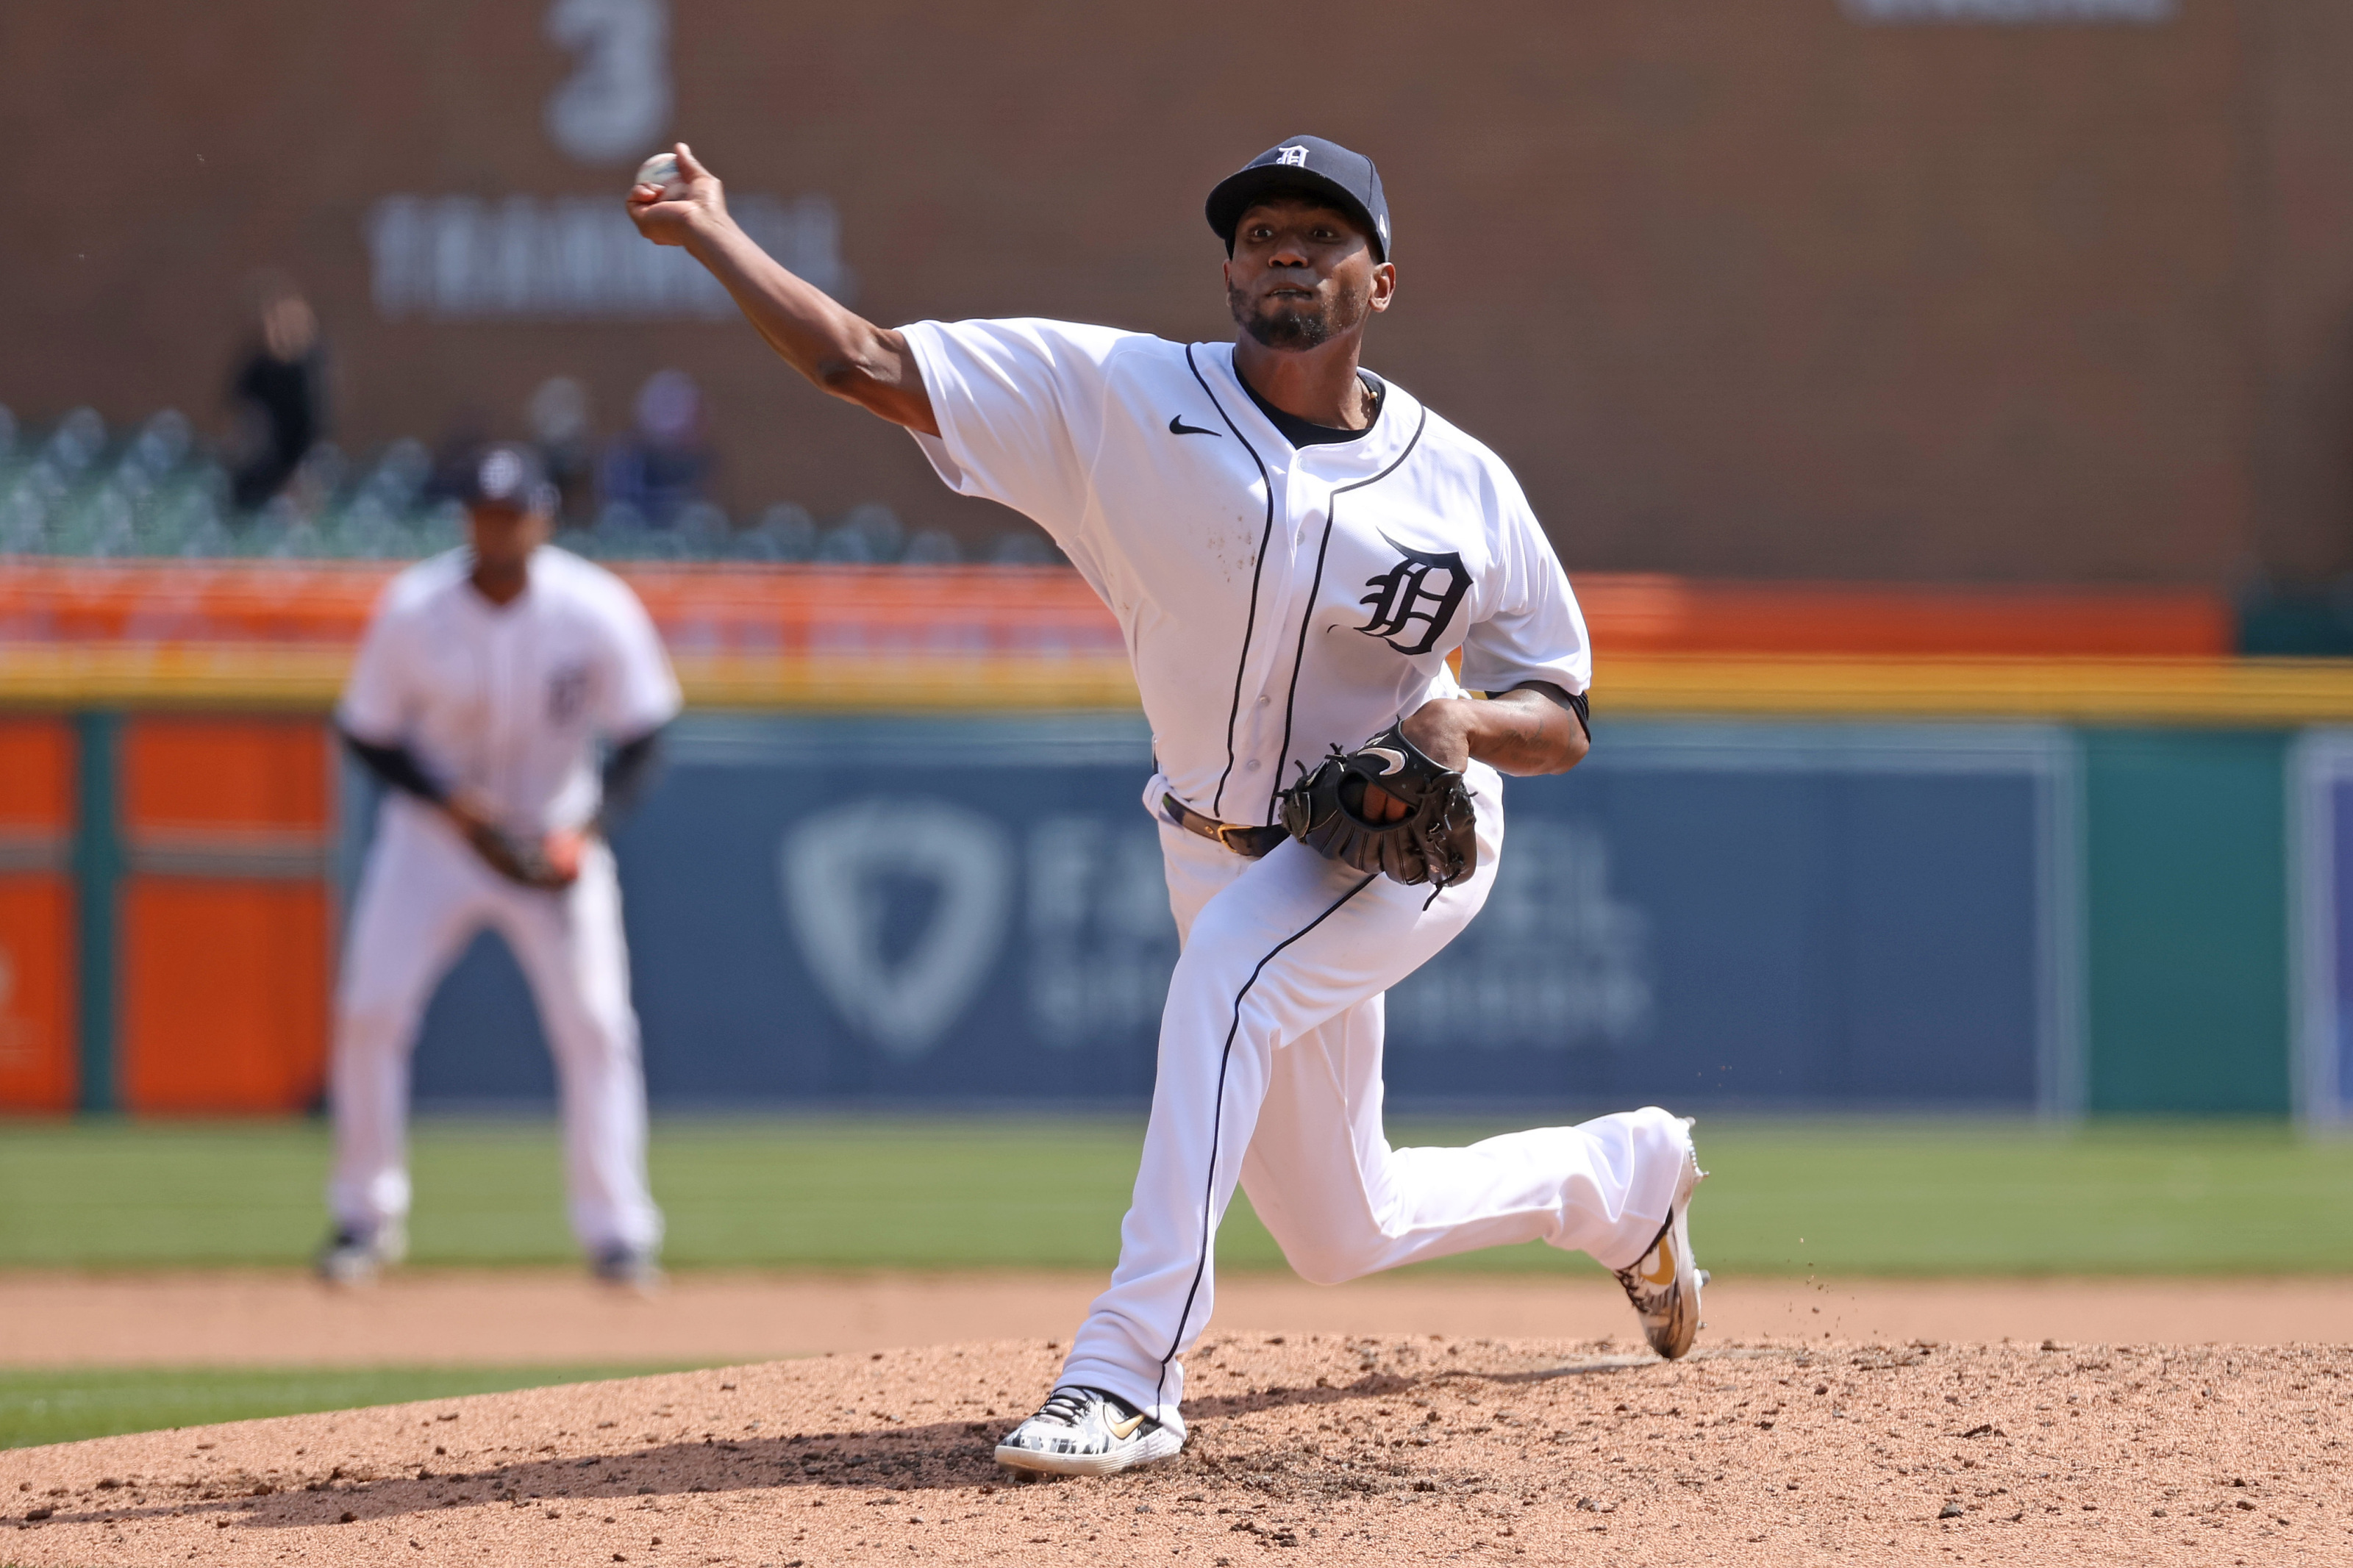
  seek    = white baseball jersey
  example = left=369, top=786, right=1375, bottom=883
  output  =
left=901, top=320, right=1592, bottom=826
left=329, top=545, right=677, bottom=1258
left=902, top=318, right=1687, bottom=1433
left=339, top=546, right=681, bottom=834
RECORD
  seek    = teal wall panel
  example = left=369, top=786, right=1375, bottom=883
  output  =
left=2082, top=729, right=2290, bottom=1114
left=71, top=709, right=121, bottom=1115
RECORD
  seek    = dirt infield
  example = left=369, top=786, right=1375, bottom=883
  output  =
left=7, top=1270, right=2353, bottom=1367
left=4, top=1333, right=2348, bottom=1567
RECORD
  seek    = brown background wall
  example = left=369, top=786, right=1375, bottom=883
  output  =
left=7, top=1, right=2352, bottom=583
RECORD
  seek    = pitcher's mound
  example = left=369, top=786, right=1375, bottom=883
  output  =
left=2, top=1335, right=2345, bottom=1565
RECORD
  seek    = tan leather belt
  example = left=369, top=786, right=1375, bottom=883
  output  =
left=1161, top=793, right=1288, bottom=859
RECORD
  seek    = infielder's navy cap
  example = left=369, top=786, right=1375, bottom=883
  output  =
left=457, top=443, right=555, bottom=514
left=1206, top=135, right=1391, bottom=262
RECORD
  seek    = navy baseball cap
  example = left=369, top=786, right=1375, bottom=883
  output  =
left=457, top=443, right=555, bottom=515
left=1206, top=135, right=1391, bottom=262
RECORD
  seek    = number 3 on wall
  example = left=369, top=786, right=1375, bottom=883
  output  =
left=544, top=0, right=671, bottom=165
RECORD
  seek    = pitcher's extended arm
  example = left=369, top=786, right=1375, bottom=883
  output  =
left=626, top=143, right=937, bottom=435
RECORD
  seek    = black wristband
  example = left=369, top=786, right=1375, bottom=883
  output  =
left=1504, top=681, right=1590, bottom=740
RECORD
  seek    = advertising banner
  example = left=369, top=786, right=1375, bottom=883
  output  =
left=403, top=715, right=2075, bottom=1112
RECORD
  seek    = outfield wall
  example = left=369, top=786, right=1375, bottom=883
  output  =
left=401, top=716, right=2068, bottom=1113
left=4, top=700, right=2341, bottom=1120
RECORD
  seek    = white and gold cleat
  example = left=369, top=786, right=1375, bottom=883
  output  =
left=993, top=1386, right=1182, bottom=1477
left=1613, top=1120, right=1707, bottom=1359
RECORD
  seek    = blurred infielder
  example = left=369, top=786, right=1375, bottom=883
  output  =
left=320, top=445, right=679, bottom=1289
left=630, top=135, right=1704, bottom=1472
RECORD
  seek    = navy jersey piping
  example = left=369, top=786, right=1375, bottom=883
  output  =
left=1264, top=404, right=1430, bottom=824
left=1187, top=343, right=1276, bottom=820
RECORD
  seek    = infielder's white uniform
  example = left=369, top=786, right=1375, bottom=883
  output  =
left=903, top=319, right=1693, bottom=1430
left=330, top=546, right=679, bottom=1255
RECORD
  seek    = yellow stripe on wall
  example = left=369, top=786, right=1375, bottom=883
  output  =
left=0, top=645, right=352, bottom=709
left=0, top=644, right=1143, bottom=713
left=1597, top=655, right=2353, bottom=725
left=13, top=643, right=2353, bottom=723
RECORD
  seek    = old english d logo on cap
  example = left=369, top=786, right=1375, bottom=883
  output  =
left=1205, top=135, right=1393, bottom=261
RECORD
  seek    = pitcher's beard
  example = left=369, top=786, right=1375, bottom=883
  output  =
left=1240, top=301, right=1332, bottom=351
left=1229, top=284, right=1364, bottom=351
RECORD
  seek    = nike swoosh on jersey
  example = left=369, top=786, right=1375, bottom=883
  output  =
left=1106, top=1410, right=1148, bottom=1439
left=1168, top=415, right=1221, bottom=437
left=1363, top=746, right=1407, bottom=775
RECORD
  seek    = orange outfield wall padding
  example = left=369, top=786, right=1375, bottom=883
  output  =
left=0, top=560, right=2235, bottom=659
left=0, top=719, right=76, bottom=1113
left=0, top=719, right=74, bottom=829
left=118, top=880, right=331, bottom=1114
left=0, top=878, right=75, bottom=1112
left=1571, top=576, right=2234, bottom=659
left=115, top=717, right=335, bottom=1115
left=121, top=718, right=331, bottom=831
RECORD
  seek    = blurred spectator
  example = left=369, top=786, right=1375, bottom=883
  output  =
left=527, top=376, right=597, bottom=523
left=227, top=273, right=326, bottom=512
left=599, top=368, right=708, bottom=526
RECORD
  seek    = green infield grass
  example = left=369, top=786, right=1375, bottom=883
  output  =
left=2, top=1114, right=2349, bottom=1277
left=0, top=1364, right=690, bottom=1450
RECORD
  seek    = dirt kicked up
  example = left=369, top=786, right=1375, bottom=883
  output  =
left=2, top=1335, right=2346, bottom=1567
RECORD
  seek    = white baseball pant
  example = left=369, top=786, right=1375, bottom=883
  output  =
left=1059, top=772, right=1693, bottom=1431
left=327, top=800, right=663, bottom=1254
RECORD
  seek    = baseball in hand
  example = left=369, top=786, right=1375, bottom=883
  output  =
left=633, top=151, right=688, bottom=199
left=542, top=827, right=587, bottom=885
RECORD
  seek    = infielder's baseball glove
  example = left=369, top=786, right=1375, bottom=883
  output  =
left=462, top=821, right=574, bottom=890
left=1277, top=721, right=1478, bottom=890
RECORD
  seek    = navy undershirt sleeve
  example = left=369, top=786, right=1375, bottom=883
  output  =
left=340, top=727, right=446, bottom=805
left=594, top=726, right=666, bottom=834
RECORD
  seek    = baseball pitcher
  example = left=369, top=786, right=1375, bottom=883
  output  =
left=321, top=445, right=678, bottom=1289
left=631, top=135, right=1704, bottom=1473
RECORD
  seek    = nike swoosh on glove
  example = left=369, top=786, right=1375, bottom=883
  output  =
left=1277, top=720, right=1478, bottom=889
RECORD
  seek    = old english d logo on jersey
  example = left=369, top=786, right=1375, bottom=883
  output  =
left=547, top=662, right=590, bottom=723
left=1357, top=533, right=1470, bottom=656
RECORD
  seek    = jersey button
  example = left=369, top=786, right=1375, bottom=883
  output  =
left=1256, top=695, right=1271, bottom=706
left=1245, top=758, right=1263, bottom=773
